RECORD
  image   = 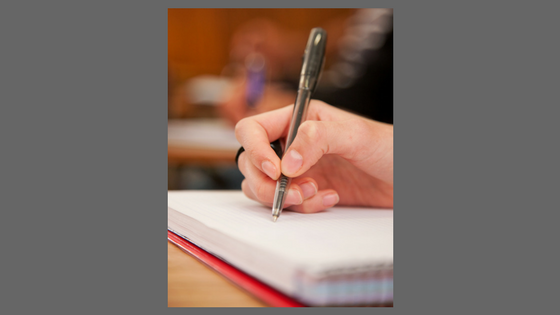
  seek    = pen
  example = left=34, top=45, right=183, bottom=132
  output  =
left=272, top=27, right=327, bottom=222
left=245, top=52, right=266, bottom=108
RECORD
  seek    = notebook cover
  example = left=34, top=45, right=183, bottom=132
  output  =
left=168, top=230, right=305, bottom=307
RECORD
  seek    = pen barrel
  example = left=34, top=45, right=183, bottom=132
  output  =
left=272, top=88, right=309, bottom=216
left=271, top=28, right=326, bottom=217
left=283, top=27, right=326, bottom=152
left=284, top=88, right=312, bottom=153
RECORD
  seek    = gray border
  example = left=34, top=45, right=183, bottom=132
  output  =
left=2, top=0, right=554, bottom=314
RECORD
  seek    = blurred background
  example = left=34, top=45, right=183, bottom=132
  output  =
left=168, top=8, right=393, bottom=190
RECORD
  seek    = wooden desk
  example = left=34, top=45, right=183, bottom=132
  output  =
left=168, top=145, right=237, bottom=166
left=168, top=242, right=267, bottom=307
left=168, top=119, right=240, bottom=189
left=168, top=119, right=239, bottom=166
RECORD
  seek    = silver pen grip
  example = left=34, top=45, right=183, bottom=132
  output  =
left=272, top=175, right=291, bottom=218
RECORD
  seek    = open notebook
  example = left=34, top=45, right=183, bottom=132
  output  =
left=168, top=191, right=393, bottom=306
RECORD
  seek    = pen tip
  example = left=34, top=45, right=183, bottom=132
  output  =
left=272, top=215, right=278, bottom=222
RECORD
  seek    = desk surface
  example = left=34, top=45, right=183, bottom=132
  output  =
left=168, top=119, right=239, bottom=166
left=168, top=241, right=267, bottom=307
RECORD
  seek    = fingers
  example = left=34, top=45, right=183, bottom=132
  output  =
left=239, top=151, right=339, bottom=213
left=288, top=189, right=340, bottom=214
left=235, top=99, right=384, bottom=181
left=293, top=178, right=318, bottom=201
left=234, top=101, right=350, bottom=181
left=235, top=99, right=392, bottom=211
left=281, top=118, right=374, bottom=177
left=235, top=105, right=295, bottom=180
left=238, top=152, right=303, bottom=207
left=242, top=179, right=339, bottom=214
left=290, top=178, right=339, bottom=214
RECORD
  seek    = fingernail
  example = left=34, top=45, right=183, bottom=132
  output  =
left=283, top=149, right=303, bottom=175
left=323, top=193, right=339, bottom=206
left=300, top=182, right=317, bottom=199
left=261, top=160, right=277, bottom=179
left=287, top=189, right=303, bottom=205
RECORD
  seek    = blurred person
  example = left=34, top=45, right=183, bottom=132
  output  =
left=219, top=8, right=393, bottom=125
left=235, top=100, right=393, bottom=213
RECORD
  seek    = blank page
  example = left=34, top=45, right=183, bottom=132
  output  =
left=168, top=191, right=393, bottom=276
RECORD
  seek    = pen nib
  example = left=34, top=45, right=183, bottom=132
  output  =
left=272, top=215, right=278, bottom=222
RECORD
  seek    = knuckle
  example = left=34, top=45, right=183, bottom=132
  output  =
left=234, top=117, right=250, bottom=140
left=300, top=121, right=330, bottom=156
left=246, top=147, right=264, bottom=166
left=299, top=121, right=321, bottom=144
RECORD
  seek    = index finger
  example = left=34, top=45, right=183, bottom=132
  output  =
left=234, top=105, right=294, bottom=180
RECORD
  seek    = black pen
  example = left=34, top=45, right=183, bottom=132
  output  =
left=272, top=27, right=327, bottom=222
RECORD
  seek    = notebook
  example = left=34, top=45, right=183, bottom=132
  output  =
left=168, top=191, right=393, bottom=306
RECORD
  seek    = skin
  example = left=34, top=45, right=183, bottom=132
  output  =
left=235, top=100, right=393, bottom=213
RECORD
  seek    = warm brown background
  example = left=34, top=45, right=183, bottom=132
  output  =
left=168, top=8, right=356, bottom=119
left=169, top=8, right=355, bottom=78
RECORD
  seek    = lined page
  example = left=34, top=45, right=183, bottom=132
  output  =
left=168, top=191, right=393, bottom=275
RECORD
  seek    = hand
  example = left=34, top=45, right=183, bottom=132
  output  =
left=235, top=100, right=393, bottom=213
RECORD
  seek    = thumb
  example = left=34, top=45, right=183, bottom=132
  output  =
left=281, top=118, right=375, bottom=177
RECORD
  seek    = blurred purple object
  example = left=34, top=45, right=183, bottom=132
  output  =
left=245, top=52, right=266, bottom=108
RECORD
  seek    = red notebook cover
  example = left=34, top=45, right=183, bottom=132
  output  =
left=168, top=230, right=305, bottom=307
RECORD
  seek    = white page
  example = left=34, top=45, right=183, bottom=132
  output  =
left=168, top=191, right=393, bottom=276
